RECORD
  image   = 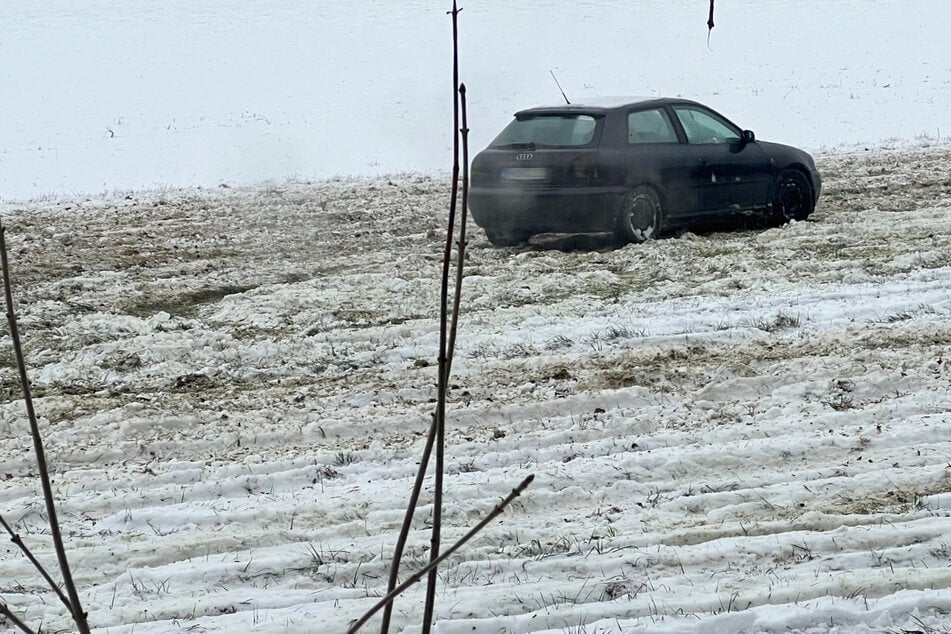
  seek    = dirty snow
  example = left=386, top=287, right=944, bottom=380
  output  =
left=4, top=1, right=951, bottom=632
left=1, top=143, right=950, bottom=633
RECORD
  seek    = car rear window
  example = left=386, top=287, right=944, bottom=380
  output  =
left=490, top=114, right=599, bottom=148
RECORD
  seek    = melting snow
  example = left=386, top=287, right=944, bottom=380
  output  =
left=1, top=145, right=950, bottom=632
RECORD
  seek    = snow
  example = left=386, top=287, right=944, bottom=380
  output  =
left=3, top=2, right=951, bottom=633
left=1, top=144, right=950, bottom=633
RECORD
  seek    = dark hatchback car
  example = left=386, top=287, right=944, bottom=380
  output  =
left=469, top=97, right=821, bottom=246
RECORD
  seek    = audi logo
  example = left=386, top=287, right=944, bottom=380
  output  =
left=515, top=152, right=534, bottom=161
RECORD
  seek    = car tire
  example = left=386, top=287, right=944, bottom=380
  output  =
left=484, top=230, right=529, bottom=247
left=616, top=186, right=663, bottom=244
left=773, top=169, right=814, bottom=223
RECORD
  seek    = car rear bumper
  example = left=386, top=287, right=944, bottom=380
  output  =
left=468, top=185, right=627, bottom=234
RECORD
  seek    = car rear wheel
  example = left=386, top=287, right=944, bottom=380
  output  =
left=773, top=170, right=814, bottom=222
left=616, top=187, right=663, bottom=244
left=484, top=229, right=529, bottom=247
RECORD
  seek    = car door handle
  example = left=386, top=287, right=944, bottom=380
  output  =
left=699, top=157, right=710, bottom=164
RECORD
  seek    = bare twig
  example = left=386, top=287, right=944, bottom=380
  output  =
left=0, top=601, right=38, bottom=634
left=0, top=514, right=73, bottom=611
left=349, top=475, right=534, bottom=633
left=445, top=82, right=470, bottom=378
left=0, top=221, right=91, bottom=634
left=380, top=6, right=466, bottom=632
left=420, top=3, right=463, bottom=629
left=379, top=414, right=437, bottom=633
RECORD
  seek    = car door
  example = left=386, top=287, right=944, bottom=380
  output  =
left=671, top=105, right=771, bottom=215
left=617, top=106, right=696, bottom=219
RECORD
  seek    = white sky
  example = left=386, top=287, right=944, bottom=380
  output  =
left=2, top=0, right=950, bottom=199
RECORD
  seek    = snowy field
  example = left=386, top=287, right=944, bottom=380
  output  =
left=3, top=1, right=951, bottom=633
left=1, top=143, right=950, bottom=633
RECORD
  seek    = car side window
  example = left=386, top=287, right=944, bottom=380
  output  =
left=673, top=107, right=741, bottom=144
left=627, top=108, right=679, bottom=144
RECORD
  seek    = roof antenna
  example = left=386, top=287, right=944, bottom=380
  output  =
left=549, top=69, right=571, bottom=105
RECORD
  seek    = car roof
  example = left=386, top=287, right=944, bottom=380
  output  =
left=515, top=96, right=700, bottom=116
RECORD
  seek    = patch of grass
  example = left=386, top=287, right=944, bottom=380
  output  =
left=544, top=334, right=574, bottom=351
left=123, top=284, right=256, bottom=318
left=502, top=342, right=540, bottom=360
left=281, top=272, right=311, bottom=284
left=0, top=378, right=25, bottom=401
left=822, top=393, right=855, bottom=411
left=747, top=311, right=801, bottom=332
left=172, top=373, right=216, bottom=392
left=602, top=323, right=647, bottom=340
left=334, top=451, right=356, bottom=466
left=830, top=484, right=943, bottom=516
left=582, top=324, right=648, bottom=351
left=0, top=350, right=17, bottom=368
left=882, top=303, right=940, bottom=323
left=694, top=242, right=737, bottom=258
left=858, top=326, right=951, bottom=349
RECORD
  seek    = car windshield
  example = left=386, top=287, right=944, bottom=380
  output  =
left=491, top=114, right=599, bottom=148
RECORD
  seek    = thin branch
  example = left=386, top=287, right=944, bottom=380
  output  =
left=381, top=4, right=472, bottom=632
left=0, top=221, right=91, bottom=634
left=707, top=0, right=715, bottom=48
left=379, top=5, right=464, bottom=632
left=0, top=601, right=38, bottom=634
left=378, top=414, right=437, bottom=633
left=349, top=475, right=534, bottom=633
left=445, top=82, right=470, bottom=379
left=421, top=2, right=463, bottom=629
left=0, top=514, right=73, bottom=612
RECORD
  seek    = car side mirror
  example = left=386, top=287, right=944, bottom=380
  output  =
left=742, top=130, right=756, bottom=144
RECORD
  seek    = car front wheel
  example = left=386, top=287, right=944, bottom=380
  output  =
left=616, top=186, right=663, bottom=244
left=773, top=169, right=814, bottom=222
